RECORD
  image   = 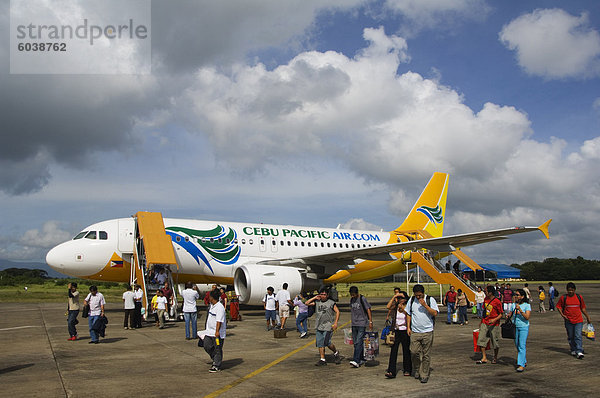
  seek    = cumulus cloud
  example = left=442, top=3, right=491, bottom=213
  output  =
left=500, top=8, right=600, bottom=79
left=340, top=218, right=383, bottom=231
left=20, top=221, right=73, bottom=248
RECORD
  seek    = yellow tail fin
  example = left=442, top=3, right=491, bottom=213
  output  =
left=393, top=172, right=449, bottom=238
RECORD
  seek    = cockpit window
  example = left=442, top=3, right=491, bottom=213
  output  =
left=99, top=231, right=108, bottom=240
left=73, top=231, right=88, bottom=240
left=84, top=231, right=97, bottom=239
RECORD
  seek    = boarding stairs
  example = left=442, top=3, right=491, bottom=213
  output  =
left=410, top=251, right=480, bottom=302
left=130, top=211, right=180, bottom=322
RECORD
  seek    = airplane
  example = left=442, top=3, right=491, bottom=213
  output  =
left=46, top=172, right=551, bottom=307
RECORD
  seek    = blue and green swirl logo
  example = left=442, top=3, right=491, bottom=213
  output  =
left=416, top=205, right=443, bottom=225
left=165, top=225, right=240, bottom=274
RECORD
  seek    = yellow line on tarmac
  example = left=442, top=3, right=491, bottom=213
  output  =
left=204, top=319, right=352, bottom=398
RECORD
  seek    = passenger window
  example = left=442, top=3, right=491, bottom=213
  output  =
left=73, top=231, right=87, bottom=240
left=226, top=238, right=230, bottom=244
left=249, top=239, right=254, bottom=245
left=280, top=241, right=284, bottom=246
left=346, top=243, right=349, bottom=248
left=260, top=239, right=264, bottom=245
left=301, top=242, right=305, bottom=247
left=218, top=238, right=222, bottom=243
left=333, top=243, right=337, bottom=248
left=185, top=236, right=189, bottom=242
left=241, top=239, right=246, bottom=244
left=84, top=231, right=97, bottom=239
left=294, top=241, right=298, bottom=246
left=351, top=244, right=355, bottom=249
left=288, top=241, right=291, bottom=246
left=272, top=240, right=276, bottom=246
left=307, top=242, right=311, bottom=247
left=327, top=243, right=331, bottom=248
left=176, top=236, right=181, bottom=242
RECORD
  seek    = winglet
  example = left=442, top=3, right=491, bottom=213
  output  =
left=538, top=219, right=552, bottom=239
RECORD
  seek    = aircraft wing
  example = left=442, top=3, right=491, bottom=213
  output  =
left=258, top=220, right=551, bottom=271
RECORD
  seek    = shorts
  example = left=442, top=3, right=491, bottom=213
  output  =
left=265, top=309, right=277, bottom=321
left=279, top=304, right=290, bottom=318
left=315, top=330, right=333, bottom=348
left=477, top=322, right=500, bottom=350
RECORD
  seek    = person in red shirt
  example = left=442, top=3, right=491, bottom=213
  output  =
left=476, top=285, right=503, bottom=364
left=556, top=282, right=592, bottom=359
left=443, top=286, right=457, bottom=324
left=502, top=283, right=514, bottom=312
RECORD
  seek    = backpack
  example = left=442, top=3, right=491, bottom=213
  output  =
left=355, top=294, right=368, bottom=315
left=539, top=291, right=546, bottom=301
left=554, top=288, right=559, bottom=298
left=408, top=295, right=436, bottom=328
left=306, top=293, right=316, bottom=317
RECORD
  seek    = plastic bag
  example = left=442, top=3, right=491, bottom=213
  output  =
left=343, top=328, right=353, bottom=345
left=583, top=323, right=595, bottom=341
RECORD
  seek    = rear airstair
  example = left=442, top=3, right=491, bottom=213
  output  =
left=130, top=211, right=180, bottom=321
left=410, top=251, right=480, bottom=302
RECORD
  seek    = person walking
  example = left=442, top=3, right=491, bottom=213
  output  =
left=476, top=285, right=503, bottom=364
left=443, top=286, right=457, bottom=324
left=548, top=282, right=556, bottom=311
left=204, top=289, right=227, bottom=372
left=475, top=286, right=485, bottom=319
left=275, top=283, right=292, bottom=330
left=67, top=282, right=80, bottom=340
left=84, top=286, right=105, bottom=344
left=538, top=286, right=546, bottom=313
left=407, top=284, right=438, bottom=383
left=153, top=290, right=168, bottom=329
left=181, top=281, right=200, bottom=340
left=122, top=285, right=135, bottom=329
left=522, top=283, right=531, bottom=301
left=385, top=290, right=412, bottom=378
left=507, top=289, right=531, bottom=372
left=263, top=286, right=278, bottom=331
left=348, top=286, right=373, bottom=368
left=456, top=289, right=469, bottom=325
left=306, top=288, right=341, bottom=366
left=556, top=282, right=592, bottom=359
left=502, top=283, right=514, bottom=312
left=293, top=292, right=309, bottom=338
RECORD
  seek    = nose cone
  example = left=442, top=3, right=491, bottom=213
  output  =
left=46, top=244, right=66, bottom=273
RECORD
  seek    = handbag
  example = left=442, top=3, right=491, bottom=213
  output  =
left=380, top=320, right=391, bottom=340
left=501, top=317, right=516, bottom=339
left=81, top=303, right=89, bottom=318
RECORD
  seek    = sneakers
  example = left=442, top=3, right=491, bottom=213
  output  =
left=334, top=351, right=342, bottom=364
left=420, top=377, right=429, bottom=383
left=349, top=361, right=359, bottom=368
left=414, top=372, right=420, bottom=379
left=124, top=327, right=129, bottom=330
left=300, top=332, right=307, bottom=338
left=571, top=351, right=577, bottom=357
left=208, top=366, right=220, bottom=373
left=88, top=341, right=99, bottom=344
left=67, top=336, right=76, bottom=341
left=577, top=352, right=585, bottom=359
left=316, top=359, right=327, bottom=366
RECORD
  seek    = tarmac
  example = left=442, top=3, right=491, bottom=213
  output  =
left=1, top=282, right=599, bottom=397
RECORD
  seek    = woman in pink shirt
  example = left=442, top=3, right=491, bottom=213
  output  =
left=385, top=291, right=412, bottom=378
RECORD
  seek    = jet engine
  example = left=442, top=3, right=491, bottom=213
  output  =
left=234, top=264, right=320, bottom=305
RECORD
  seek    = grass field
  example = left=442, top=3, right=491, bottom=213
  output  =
left=1, top=280, right=598, bottom=304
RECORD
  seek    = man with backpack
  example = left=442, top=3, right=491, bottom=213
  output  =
left=406, top=284, right=438, bottom=384
left=476, top=285, right=503, bottom=364
left=556, top=282, right=592, bottom=359
left=348, top=286, right=373, bottom=368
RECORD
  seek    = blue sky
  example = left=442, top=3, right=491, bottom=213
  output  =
left=1, top=0, right=599, bottom=265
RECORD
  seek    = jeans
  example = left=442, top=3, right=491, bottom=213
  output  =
left=476, top=303, right=484, bottom=318
left=387, top=329, right=411, bottom=375
left=565, top=320, right=583, bottom=354
left=88, top=315, right=100, bottom=342
left=351, top=326, right=366, bottom=363
left=446, top=303, right=455, bottom=323
left=458, top=306, right=468, bottom=324
left=514, top=326, right=529, bottom=367
left=68, top=310, right=79, bottom=337
left=296, top=312, right=308, bottom=334
left=549, top=296, right=555, bottom=311
left=184, top=311, right=198, bottom=338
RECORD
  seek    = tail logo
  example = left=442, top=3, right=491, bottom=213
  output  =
left=416, top=205, right=443, bottom=225
left=165, top=225, right=240, bottom=274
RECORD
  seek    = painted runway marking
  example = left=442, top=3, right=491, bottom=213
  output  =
left=0, top=325, right=39, bottom=331
left=204, top=319, right=354, bottom=398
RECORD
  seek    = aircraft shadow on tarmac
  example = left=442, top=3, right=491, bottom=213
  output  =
left=0, top=363, right=34, bottom=375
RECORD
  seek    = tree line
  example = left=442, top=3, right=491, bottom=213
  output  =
left=0, top=268, right=125, bottom=288
left=513, top=257, right=600, bottom=281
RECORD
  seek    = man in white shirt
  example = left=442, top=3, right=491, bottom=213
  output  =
left=204, top=289, right=227, bottom=372
left=263, top=286, right=278, bottom=331
left=406, top=284, right=439, bottom=384
left=133, top=284, right=144, bottom=328
left=122, top=285, right=135, bottom=329
left=84, top=286, right=105, bottom=344
left=275, top=283, right=293, bottom=330
left=181, top=281, right=200, bottom=340
left=153, top=290, right=168, bottom=329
